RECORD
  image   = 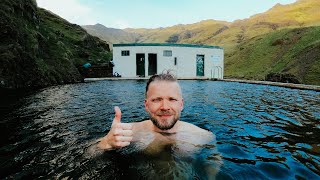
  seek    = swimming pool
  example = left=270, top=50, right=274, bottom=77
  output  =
left=1, top=80, right=319, bottom=179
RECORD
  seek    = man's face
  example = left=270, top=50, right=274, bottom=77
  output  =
left=145, top=81, right=184, bottom=131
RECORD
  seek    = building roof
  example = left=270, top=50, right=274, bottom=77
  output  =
left=113, top=43, right=223, bottom=49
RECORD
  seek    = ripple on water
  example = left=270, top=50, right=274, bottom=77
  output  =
left=0, top=80, right=319, bottom=179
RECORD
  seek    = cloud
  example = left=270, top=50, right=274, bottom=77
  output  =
left=37, top=0, right=96, bottom=25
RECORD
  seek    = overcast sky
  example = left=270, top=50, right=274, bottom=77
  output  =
left=37, top=0, right=297, bottom=29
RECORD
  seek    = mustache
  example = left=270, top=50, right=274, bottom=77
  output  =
left=156, top=111, right=173, bottom=116
left=157, top=113, right=172, bottom=116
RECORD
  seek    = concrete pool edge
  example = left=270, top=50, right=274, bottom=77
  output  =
left=220, top=79, right=320, bottom=92
left=84, top=78, right=320, bottom=92
left=84, top=77, right=210, bottom=81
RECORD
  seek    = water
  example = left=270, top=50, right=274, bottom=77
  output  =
left=0, top=80, right=319, bottom=179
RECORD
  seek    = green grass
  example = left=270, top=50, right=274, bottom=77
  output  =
left=0, top=0, right=111, bottom=89
left=224, top=26, right=320, bottom=85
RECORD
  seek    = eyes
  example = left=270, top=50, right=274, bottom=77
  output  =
left=151, top=97, right=178, bottom=103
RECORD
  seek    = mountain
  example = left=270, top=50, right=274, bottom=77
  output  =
left=125, top=20, right=231, bottom=44
left=219, top=0, right=320, bottom=85
left=0, top=0, right=111, bottom=91
left=83, top=20, right=231, bottom=47
left=240, top=0, right=320, bottom=27
left=225, top=26, right=320, bottom=85
left=84, top=0, right=320, bottom=85
left=82, top=24, right=140, bottom=47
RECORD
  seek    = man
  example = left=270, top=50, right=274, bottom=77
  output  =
left=93, top=72, right=221, bottom=179
left=97, top=72, right=215, bottom=152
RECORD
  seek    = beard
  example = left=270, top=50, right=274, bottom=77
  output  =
left=149, top=111, right=180, bottom=130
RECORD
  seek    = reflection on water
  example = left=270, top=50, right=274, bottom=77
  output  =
left=0, top=80, right=319, bottom=179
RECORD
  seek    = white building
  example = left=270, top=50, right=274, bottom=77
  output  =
left=112, top=43, right=224, bottom=79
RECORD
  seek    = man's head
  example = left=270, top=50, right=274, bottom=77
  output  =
left=144, top=72, right=184, bottom=131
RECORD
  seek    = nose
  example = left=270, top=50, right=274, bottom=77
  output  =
left=160, top=99, right=170, bottom=110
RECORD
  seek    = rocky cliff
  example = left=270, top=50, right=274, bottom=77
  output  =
left=0, top=0, right=111, bottom=91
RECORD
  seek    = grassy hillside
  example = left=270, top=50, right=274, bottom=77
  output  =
left=243, top=0, right=320, bottom=27
left=82, top=0, right=320, bottom=85
left=0, top=0, right=111, bottom=90
left=126, top=20, right=231, bottom=45
left=225, top=26, right=320, bottom=85
left=83, top=0, right=320, bottom=50
left=84, top=20, right=230, bottom=46
left=122, top=0, right=319, bottom=46
left=38, top=10, right=112, bottom=66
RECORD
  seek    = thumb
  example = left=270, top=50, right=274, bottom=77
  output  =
left=112, top=106, right=122, bottom=124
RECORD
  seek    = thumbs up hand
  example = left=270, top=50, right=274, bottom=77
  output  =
left=97, top=106, right=133, bottom=150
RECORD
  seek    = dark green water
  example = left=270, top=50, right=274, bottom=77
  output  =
left=0, top=80, right=319, bottom=179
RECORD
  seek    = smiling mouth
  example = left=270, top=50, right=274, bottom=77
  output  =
left=158, top=114, right=172, bottom=118
left=158, top=114, right=172, bottom=116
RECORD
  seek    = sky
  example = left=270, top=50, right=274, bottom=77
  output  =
left=36, top=0, right=297, bottom=29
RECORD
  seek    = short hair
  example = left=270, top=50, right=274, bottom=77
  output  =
left=145, top=71, right=177, bottom=96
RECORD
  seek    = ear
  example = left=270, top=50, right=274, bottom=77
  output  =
left=181, top=98, right=184, bottom=110
left=144, top=99, right=148, bottom=111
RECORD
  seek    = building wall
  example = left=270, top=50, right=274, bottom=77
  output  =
left=113, top=44, right=224, bottom=79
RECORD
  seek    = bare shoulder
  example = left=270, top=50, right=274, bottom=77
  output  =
left=178, top=121, right=211, bottom=134
left=177, top=121, right=215, bottom=145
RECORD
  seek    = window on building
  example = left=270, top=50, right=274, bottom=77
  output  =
left=174, top=57, right=177, bottom=66
left=121, top=50, right=130, bottom=56
left=163, top=50, right=172, bottom=57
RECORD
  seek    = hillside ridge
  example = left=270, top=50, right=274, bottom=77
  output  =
left=83, top=0, right=320, bottom=85
left=0, top=0, right=112, bottom=91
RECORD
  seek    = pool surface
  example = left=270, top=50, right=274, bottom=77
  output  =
left=1, top=80, right=319, bottom=179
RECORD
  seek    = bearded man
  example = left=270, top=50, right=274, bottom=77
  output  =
left=97, top=72, right=214, bottom=152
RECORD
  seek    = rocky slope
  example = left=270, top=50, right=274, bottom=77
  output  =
left=0, top=0, right=111, bottom=91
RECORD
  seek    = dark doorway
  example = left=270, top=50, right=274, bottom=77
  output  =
left=136, top=54, right=145, bottom=77
left=148, top=53, right=157, bottom=76
left=196, top=54, right=205, bottom=76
